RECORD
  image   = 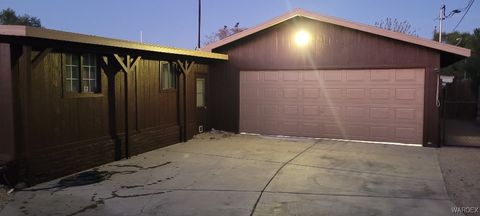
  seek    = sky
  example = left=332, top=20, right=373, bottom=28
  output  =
left=0, top=0, right=478, bottom=49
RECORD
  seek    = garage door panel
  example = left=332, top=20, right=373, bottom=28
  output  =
left=283, top=71, right=300, bottom=81
left=264, top=71, right=279, bottom=81
left=301, top=122, right=323, bottom=134
left=394, top=69, right=425, bottom=84
left=283, top=88, right=299, bottom=98
left=240, top=69, right=424, bottom=144
left=302, top=71, right=321, bottom=81
left=282, top=121, right=300, bottom=133
left=247, top=117, right=423, bottom=142
left=252, top=106, right=422, bottom=125
left=324, top=71, right=343, bottom=81
left=245, top=71, right=260, bottom=81
left=346, top=88, right=366, bottom=99
left=345, top=107, right=368, bottom=119
left=283, top=105, right=299, bottom=115
left=370, top=70, right=394, bottom=81
left=369, top=88, right=391, bottom=99
left=346, top=70, right=368, bottom=81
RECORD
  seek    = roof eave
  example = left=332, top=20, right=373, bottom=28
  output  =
left=0, top=25, right=228, bottom=61
left=201, top=9, right=470, bottom=58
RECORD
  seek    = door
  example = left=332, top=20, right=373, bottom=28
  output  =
left=195, top=74, right=207, bottom=133
left=239, top=69, right=425, bottom=144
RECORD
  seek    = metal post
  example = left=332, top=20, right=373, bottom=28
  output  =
left=197, top=0, right=201, bottom=49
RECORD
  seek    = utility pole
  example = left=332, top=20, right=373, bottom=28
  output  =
left=439, top=4, right=445, bottom=42
left=197, top=0, right=201, bottom=49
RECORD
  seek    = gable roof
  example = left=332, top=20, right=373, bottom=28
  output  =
left=0, top=25, right=228, bottom=60
left=201, top=9, right=470, bottom=58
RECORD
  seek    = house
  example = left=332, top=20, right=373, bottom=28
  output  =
left=0, top=9, right=470, bottom=184
left=0, top=25, right=227, bottom=184
left=203, top=9, right=470, bottom=146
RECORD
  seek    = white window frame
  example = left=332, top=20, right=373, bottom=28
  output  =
left=63, top=53, right=100, bottom=95
left=160, top=61, right=176, bottom=90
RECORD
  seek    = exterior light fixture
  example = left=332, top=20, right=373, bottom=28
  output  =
left=294, top=30, right=311, bottom=47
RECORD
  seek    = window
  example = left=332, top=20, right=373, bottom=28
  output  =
left=81, top=54, right=98, bottom=93
left=161, top=61, right=176, bottom=90
left=64, top=53, right=99, bottom=94
left=196, top=78, right=205, bottom=107
left=65, top=54, right=80, bottom=92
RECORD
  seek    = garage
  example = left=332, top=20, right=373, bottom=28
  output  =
left=204, top=9, right=470, bottom=147
left=240, top=69, right=425, bottom=144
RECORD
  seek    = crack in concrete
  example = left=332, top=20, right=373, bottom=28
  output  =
left=143, top=162, right=171, bottom=170
left=65, top=200, right=104, bottom=216
left=111, top=190, right=171, bottom=198
left=120, top=185, right=144, bottom=189
left=249, top=143, right=316, bottom=216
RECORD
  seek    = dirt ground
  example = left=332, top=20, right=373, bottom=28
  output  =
left=437, top=146, right=480, bottom=210
left=0, top=186, right=12, bottom=213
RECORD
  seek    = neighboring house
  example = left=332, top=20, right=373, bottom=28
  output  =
left=0, top=26, right=227, bottom=184
left=0, top=9, right=470, bottom=184
left=202, top=9, right=470, bottom=146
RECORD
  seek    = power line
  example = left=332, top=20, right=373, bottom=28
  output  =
left=452, top=0, right=475, bottom=31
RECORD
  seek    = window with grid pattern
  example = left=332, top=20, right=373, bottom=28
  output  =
left=64, top=53, right=99, bottom=94
left=81, top=54, right=98, bottom=92
left=65, top=53, right=80, bottom=92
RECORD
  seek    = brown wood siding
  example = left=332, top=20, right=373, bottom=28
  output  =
left=0, top=43, right=14, bottom=162
left=7, top=42, right=210, bottom=183
left=210, top=17, right=441, bottom=146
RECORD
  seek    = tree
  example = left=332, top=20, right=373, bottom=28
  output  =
left=374, top=18, right=417, bottom=36
left=0, top=8, right=42, bottom=27
left=435, top=29, right=480, bottom=80
left=202, top=22, right=247, bottom=46
left=437, top=29, right=480, bottom=123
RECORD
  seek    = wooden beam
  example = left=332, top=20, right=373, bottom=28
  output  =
left=131, top=56, right=141, bottom=70
left=114, top=54, right=141, bottom=73
left=113, top=54, right=128, bottom=73
left=186, top=61, right=196, bottom=74
left=31, top=48, right=52, bottom=70
left=102, top=56, right=109, bottom=67
left=177, top=60, right=187, bottom=74
left=126, top=55, right=131, bottom=72
left=98, top=56, right=108, bottom=71
left=177, top=60, right=196, bottom=75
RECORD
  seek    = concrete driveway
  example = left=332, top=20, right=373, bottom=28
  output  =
left=1, top=132, right=456, bottom=216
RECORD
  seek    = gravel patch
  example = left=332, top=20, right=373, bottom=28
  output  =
left=437, top=146, right=480, bottom=210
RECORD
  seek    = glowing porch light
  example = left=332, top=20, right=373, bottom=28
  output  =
left=294, top=30, right=311, bottom=47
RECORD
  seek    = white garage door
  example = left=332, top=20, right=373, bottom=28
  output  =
left=239, top=69, right=425, bottom=144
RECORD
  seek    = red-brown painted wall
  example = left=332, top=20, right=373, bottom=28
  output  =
left=210, top=17, right=441, bottom=146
